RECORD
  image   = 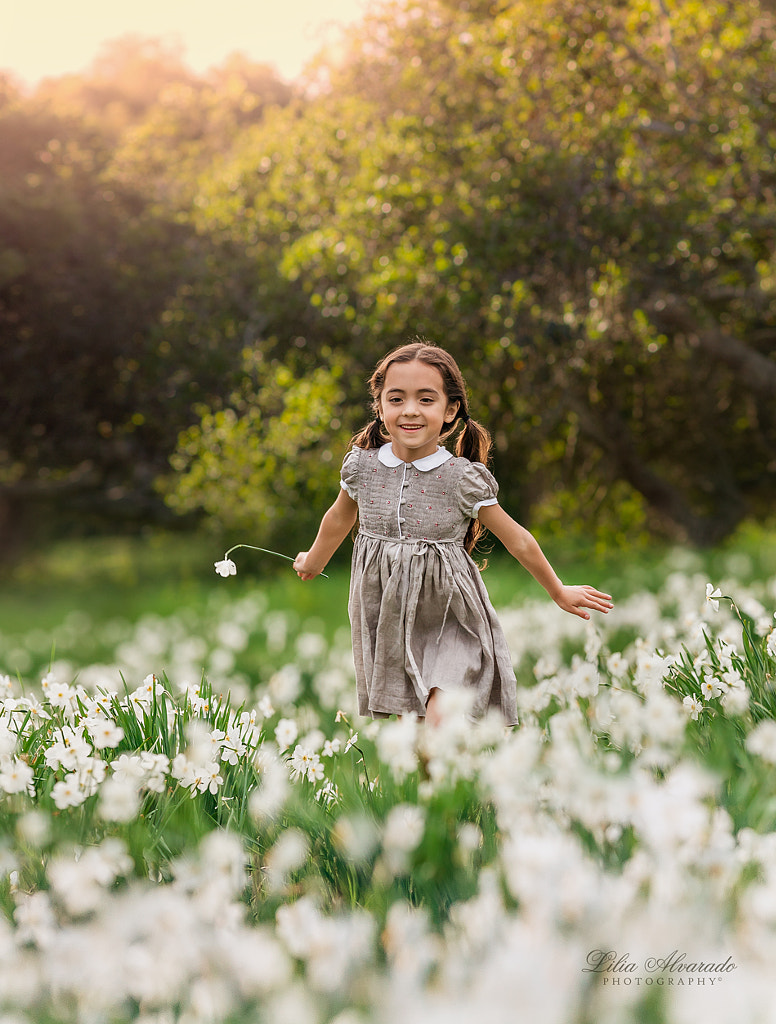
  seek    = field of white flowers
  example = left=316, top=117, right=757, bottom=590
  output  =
left=3, top=550, right=776, bottom=1024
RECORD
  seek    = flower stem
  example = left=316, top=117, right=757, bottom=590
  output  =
left=223, top=544, right=328, bottom=578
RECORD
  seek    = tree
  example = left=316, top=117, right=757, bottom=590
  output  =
left=162, top=352, right=352, bottom=548
left=111, top=53, right=293, bottom=207
left=0, top=91, right=195, bottom=551
left=0, top=50, right=296, bottom=556
left=182, top=0, right=776, bottom=544
left=34, top=35, right=196, bottom=135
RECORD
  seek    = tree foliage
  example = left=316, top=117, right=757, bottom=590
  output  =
left=2, top=2, right=776, bottom=555
left=0, top=43, right=293, bottom=552
left=250, top=0, right=776, bottom=545
left=162, top=352, right=351, bottom=545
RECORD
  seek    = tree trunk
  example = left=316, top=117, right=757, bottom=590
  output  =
left=647, top=294, right=776, bottom=399
left=570, top=400, right=747, bottom=546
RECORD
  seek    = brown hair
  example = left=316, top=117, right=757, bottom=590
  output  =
left=351, top=339, right=493, bottom=556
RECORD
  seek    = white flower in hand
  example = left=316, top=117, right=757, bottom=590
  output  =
left=214, top=558, right=237, bottom=577
left=705, top=584, right=722, bottom=612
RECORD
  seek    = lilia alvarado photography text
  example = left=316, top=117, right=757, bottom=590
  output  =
left=584, top=949, right=738, bottom=988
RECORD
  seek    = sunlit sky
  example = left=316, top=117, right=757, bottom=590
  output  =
left=0, top=0, right=374, bottom=86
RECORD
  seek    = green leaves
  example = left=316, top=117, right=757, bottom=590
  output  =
left=162, top=353, right=351, bottom=547
left=4, top=2, right=776, bottom=550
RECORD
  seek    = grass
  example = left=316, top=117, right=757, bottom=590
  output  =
left=3, top=523, right=776, bottom=1024
left=0, top=531, right=348, bottom=638
left=2, top=521, right=776, bottom=640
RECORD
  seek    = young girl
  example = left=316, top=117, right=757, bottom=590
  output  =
left=293, top=341, right=612, bottom=727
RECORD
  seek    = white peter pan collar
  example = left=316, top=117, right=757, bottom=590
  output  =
left=377, top=442, right=453, bottom=471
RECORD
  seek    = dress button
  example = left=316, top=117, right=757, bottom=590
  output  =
left=398, top=517, right=406, bottom=524
left=399, top=498, right=406, bottom=505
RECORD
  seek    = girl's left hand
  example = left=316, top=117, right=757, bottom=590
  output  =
left=554, top=585, right=613, bottom=619
left=293, top=551, right=324, bottom=580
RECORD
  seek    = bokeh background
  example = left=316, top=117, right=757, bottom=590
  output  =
left=4, top=9, right=776, bottom=1022
left=1, top=0, right=776, bottom=592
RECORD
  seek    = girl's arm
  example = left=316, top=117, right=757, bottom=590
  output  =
left=477, top=503, right=613, bottom=619
left=293, top=488, right=358, bottom=580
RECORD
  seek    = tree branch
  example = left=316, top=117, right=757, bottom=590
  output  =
left=646, top=294, right=776, bottom=399
left=568, top=398, right=747, bottom=545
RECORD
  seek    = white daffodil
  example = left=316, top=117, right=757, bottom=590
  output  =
left=99, top=775, right=141, bottom=823
left=289, top=744, right=323, bottom=782
left=274, top=718, right=298, bottom=753
left=682, top=693, right=704, bottom=720
left=214, top=558, right=237, bottom=577
left=383, top=804, right=426, bottom=855
left=315, top=779, right=340, bottom=806
left=0, top=757, right=34, bottom=795
left=700, top=675, right=722, bottom=701
left=258, top=695, right=275, bottom=719
left=746, top=719, right=776, bottom=764
left=202, top=761, right=224, bottom=795
left=344, top=732, right=359, bottom=753
left=139, top=751, right=170, bottom=792
left=0, top=723, right=15, bottom=758
left=85, top=719, right=125, bottom=750
left=51, top=775, right=88, bottom=809
left=705, top=583, right=723, bottom=612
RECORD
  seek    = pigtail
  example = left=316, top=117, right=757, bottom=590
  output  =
left=454, top=416, right=492, bottom=469
left=350, top=417, right=386, bottom=450
left=450, top=415, right=493, bottom=561
left=346, top=418, right=385, bottom=541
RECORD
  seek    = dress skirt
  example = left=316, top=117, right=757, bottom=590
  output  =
left=348, top=531, right=518, bottom=726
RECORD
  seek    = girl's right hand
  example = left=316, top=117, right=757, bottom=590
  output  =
left=293, top=551, right=322, bottom=580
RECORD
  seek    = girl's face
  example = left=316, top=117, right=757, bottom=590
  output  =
left=378, top=359, right=460, bottom=462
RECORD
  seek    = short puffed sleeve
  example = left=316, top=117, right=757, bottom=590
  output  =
left=457, top=461, right=499, bottom=518
left=339, top=447, right=361, bottom=501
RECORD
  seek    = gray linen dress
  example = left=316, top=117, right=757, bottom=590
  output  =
left=340, top=443, right=518, bottom=726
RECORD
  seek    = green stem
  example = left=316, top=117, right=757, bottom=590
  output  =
left=223, top=544, right=329, bottom=579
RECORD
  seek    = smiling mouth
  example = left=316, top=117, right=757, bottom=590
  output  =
left=399, top=424, right=423, bottom=431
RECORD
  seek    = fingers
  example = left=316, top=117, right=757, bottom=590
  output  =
left=580, top=585, right=612, bottom=601
left=565, top=585, right=614, bottom=617
left=293, top=553, right=313, bottom=580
